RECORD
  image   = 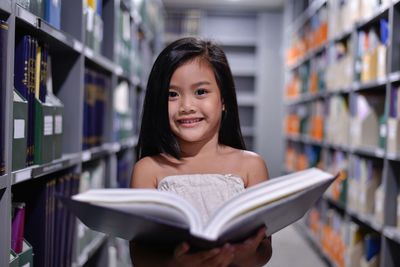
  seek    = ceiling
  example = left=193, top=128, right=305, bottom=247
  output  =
left=161, top=0, right=285, bottom=10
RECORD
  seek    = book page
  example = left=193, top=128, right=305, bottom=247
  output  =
left=72, top=188, right=204, bottom=232
left=202, top=168, right=334, bottom=239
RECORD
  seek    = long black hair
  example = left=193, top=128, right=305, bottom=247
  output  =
left=137, top=37, right=245, bottom=160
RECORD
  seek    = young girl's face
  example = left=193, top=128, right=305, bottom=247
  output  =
left=168, top=58, right=223, bottom=145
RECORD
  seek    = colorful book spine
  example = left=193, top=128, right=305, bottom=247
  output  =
left=14, top=36, right=31, bottom=166
left=0, top=20, right=8, bottom=175
left=45, top=0, right=62, bottom=29
left=11, top=203, right=26, bottom=254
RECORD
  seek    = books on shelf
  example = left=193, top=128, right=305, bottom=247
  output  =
left=14, top=36, right=64, bottom=168
left=347, top=157, right=382, bottom=216
left=350, top=93, right=385, bottom=148
left=60, top=168, right=336, bottom=249
left=84, top=0, right=103, bottom=53
left=16, top=0, right=62, bottom=29
left=0, top=20, right=8, bottom=175
left=397, top=194, right=400, bottom=229
left=113, top=81, right=133, bottom=143
left=12, top=170, right=80, bottom=267
left=326, top=95, right=350, bottom=145
left=83, top=67, right=109, bottom=150
left=387, top=86, right=400, bottom=154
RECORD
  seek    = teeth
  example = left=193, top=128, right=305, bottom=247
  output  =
left=180, top=119, right=201, bottom=123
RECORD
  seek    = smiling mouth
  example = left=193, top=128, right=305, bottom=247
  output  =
left=177, top=118, right=204, bottom=127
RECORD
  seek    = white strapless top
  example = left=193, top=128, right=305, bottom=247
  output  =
left=158, top=174, right=245, bottom=223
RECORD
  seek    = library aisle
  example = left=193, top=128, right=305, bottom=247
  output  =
left=268, top=224, right=328, bottom=267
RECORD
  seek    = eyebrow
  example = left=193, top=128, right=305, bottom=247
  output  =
left=169, top=81, right=211, bottom=90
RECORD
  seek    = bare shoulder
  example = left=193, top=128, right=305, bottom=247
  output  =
left=239, top=150, right=270, bottom=187
left=130, top=156, right=160, bottom=188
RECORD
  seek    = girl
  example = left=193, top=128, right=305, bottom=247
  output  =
left=130, top=37, right=272, bottom=267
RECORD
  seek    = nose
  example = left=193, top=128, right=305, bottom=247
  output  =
left=179, top=95, right=195, bottom=113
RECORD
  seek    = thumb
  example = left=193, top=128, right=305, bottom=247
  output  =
left=174, top=242, right=190, bottom=257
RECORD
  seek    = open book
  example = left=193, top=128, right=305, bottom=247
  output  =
left=59, top=168, right=337, bottom=249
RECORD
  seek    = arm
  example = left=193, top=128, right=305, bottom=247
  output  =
left=231, top=152, right=273, bottom=266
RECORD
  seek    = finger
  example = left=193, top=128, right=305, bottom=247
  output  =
left=174, top=242, right=190, bottom=257
left=206, top=244, right=234, bottom=267
left=193, top=247, right=221, bottom=262
left=244, top=227, right=267, bottom=249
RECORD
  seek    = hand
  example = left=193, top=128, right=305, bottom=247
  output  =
left=171, top=242, right=235, bottom=267
left=231, top=226, right=271, bottom=266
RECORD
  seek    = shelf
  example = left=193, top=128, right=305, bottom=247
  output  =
left=287, top=42, right=326, bottom=71
left=353, top=78, right=387, bottom=91
left=328, top=27, right=354, bottom=44
left=294, top=222, right=336, bottom=267
left=383, top=226, right=400, bottom=244
left=15, top=5, right=38, bottom=27
left=285, top=134, right=323, bottom=146
left=324, top=142, right=351, bottom=152
left=323, top=195, right=346, bottom=211
left=325, top=87, right=352, bottom=95
left=75, top=233, right=108, bottom=267
left=346, top=207, right=383, bottom=233
left=237, top=94, right=256, bottom=106
left=387, top=152, right=400, bottom=161
left=37, top=19, right=83, bottom=54
left=389, top=71, right=400, bottom=83
left=356, top=3, right=390, bottom=30
left=284, top=91, right=326, bottom=105
left=286, top=0, right=327, bottom=35
left=350, top=146, right=385, bottom=159
left=12, top=153, right=82, bottom=185
left=84, top=47, right=115, bottom=74
left=0, top=0, right=11, bottom=14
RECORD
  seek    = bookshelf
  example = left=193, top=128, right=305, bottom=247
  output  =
left=1, top=0, right=163, bottom=266
left=283, top=0, right=400, bottom=266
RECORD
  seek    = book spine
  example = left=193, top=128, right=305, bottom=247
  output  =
left=45, top=0, right=61, bottom=29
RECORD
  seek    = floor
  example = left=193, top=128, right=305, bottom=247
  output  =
left=266, top=224, right=329, bottom=267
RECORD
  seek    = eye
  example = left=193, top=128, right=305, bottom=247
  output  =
left=168, top=91, right=179, bottom=98
left=195, top=89, right=207, bottom=96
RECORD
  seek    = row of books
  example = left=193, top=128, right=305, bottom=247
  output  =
left=77, top=159, right=106, bottom=257
left=84, top=0, right=103, bottom=54
left=286, top=16, right=388, bottom=99
left=285, top=142, right=323, bottom=171
left=325, top=38, right=353, bottom=92
left=307, top=207, right=382, bottom=267
left=82, top=67, right=109, bottom=150
left=13, top=35, right=64, bottom=170
left=113, top=81, right=133, bottom=144
left=115, top=5, right=133, bottom=74
left=285, top=100, right=324, bottom=140
left=11, top=170, right=80, bottom=267
left=347, top=157, right=383, bottom=218
left=16, top=0, right=62, bottom=29
left=328, top=0, right=391, bottom=40
left=356, top=19, right=389, bottom=83
left=285, top=91, right=400, bottom=154
left=325, top=150, right=348, bottom=204
left=0, top=20, right=8, bottom=175
left=286, top=4, right=328, bottom=66
left=286, top=0, right=391, bottom=67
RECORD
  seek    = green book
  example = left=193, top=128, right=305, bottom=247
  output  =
left=9, top=250, right=19, bottom=267
left=34, top=98, right=54, bottom=164
left=47, top=93, right=64, bottom=160
left=12, top=90, right=28, bottom=171
left=17, top=239, right=33, bottom=267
